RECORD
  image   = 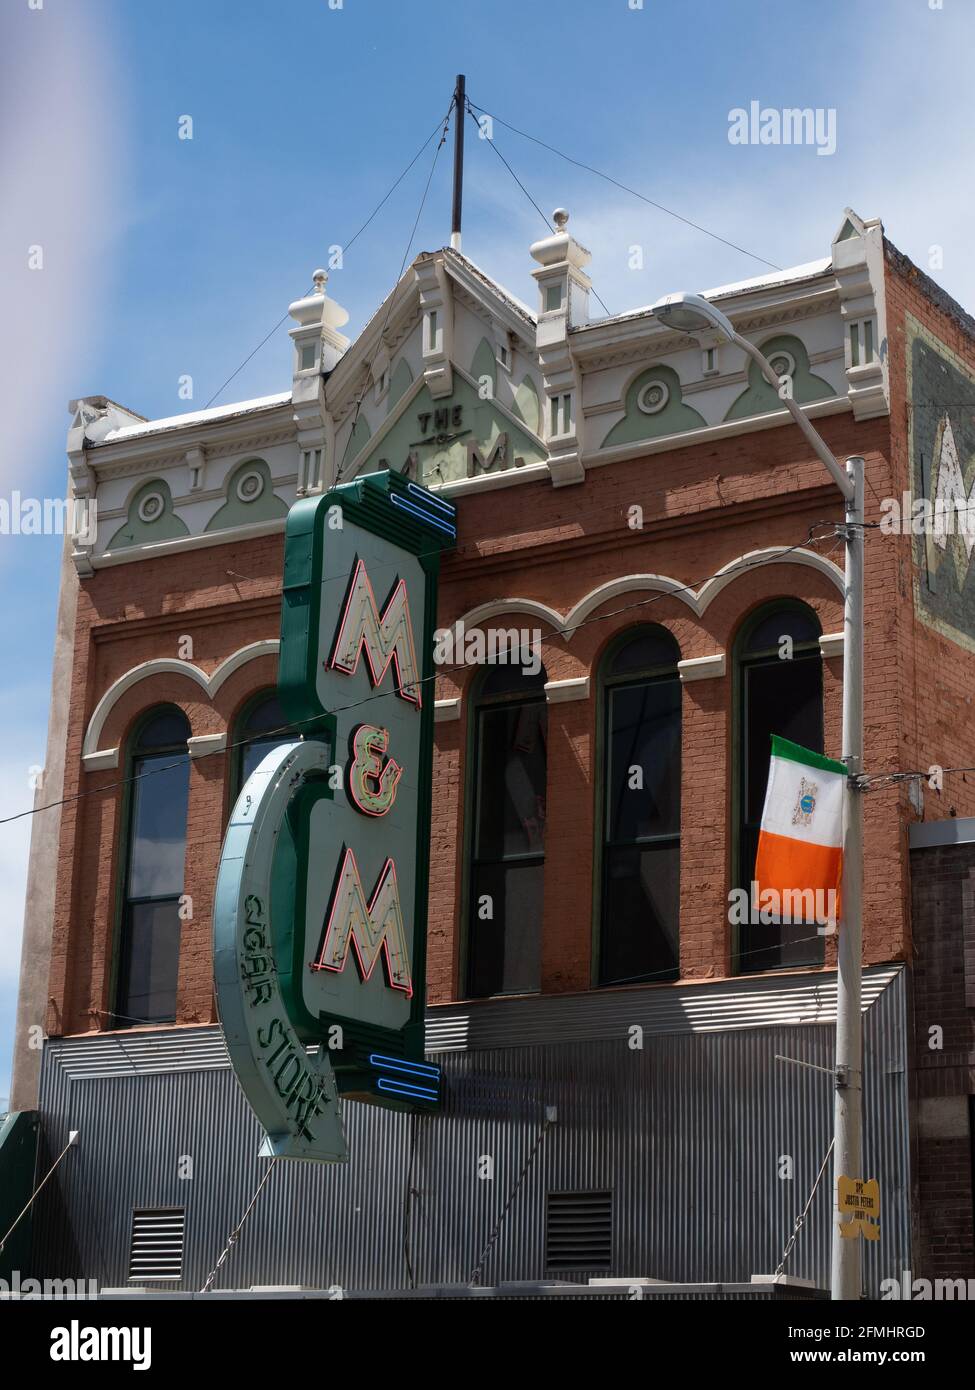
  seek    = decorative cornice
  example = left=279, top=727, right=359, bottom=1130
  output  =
left=90, top=517, right=287, bottom=570
left=200, top=431, right=296, bottom=460
left=573, top=289, right=838, bottom=372
left=582, top=396, right=853, bottom=470
left=85, top=409, right=295, bottom=476
left=434, top=460, right=549, bottom=499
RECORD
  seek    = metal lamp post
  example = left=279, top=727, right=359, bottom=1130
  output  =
left=652, top=291, right=865, bottom=1301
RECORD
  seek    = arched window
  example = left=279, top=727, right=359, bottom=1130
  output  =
left=467, top=663, right=547, bottom=998
left=116, top=707, right=190, bottom=1024
left=597, top=627, right=681, bottom=986
left=734, top=602, right=824, bottom=974
left=234, top=691, right=291, bottom=795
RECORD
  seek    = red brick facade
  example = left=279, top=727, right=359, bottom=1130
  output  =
left=40, top=406, right=899, bottom=1036
left=40, top=247, right=975, bottom=1071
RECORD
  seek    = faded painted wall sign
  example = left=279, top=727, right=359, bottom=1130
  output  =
left=908, top=316, right=975, bottom=652
left=214, top=471, right=456, bottom=1159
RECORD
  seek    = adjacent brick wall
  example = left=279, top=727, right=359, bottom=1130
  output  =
left=886, top=246, right=975, bottom=851
left=909, top=840, right=975, bottom=1279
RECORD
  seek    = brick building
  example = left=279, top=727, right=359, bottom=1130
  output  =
left=4, top=206, right=974, bottom=1295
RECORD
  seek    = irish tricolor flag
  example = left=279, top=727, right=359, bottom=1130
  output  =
left=753, top=736, right=847, bottom=924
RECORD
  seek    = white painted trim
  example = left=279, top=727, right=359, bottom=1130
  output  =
left=342, top=362, right=547, bottom=485
left=819, top=631, right=845, bottom=658
left=692, top=548, right=845, bottom=615
left=82, top=640, right=279, bottom=761
left=678, top=654, right=726, bottom=683
left=92, top=518, right=286, bottom=569
left=582, top=396, right=854, bottom=470
left=544, top=676, right=590, bottom=703
left=457, top=597, right=565, bottom=632
left=187, top=733, right=229, bottom=758
left=82, top=748, right=120, bottom=772
left=432, top=461, right=550, bottom=498
left=434, top=698, right=462, bottom=723
left=451, top=549, right=844, bottom=647
left=339, top=371, right=426, bottom=475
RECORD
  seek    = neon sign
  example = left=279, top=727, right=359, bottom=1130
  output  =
left=347, top=725, right=403, bottom=817
left=214, top=471, right=456, bottom=1160
left=314, top=848, right=412, bottom=994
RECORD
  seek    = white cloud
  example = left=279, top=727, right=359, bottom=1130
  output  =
left=1, top=4, right=128, bottom=496
left=458, top=5, right=975, bottom=322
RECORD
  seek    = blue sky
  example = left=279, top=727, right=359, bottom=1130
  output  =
left=2, top=0, right=973, bottom=1104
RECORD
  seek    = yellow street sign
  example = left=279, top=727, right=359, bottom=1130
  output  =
left=838, top=1176, right=880, bottom=1240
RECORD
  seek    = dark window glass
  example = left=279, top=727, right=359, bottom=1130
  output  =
left=602, top=844, right=680, bottom=986
left=479, top=663, right=545, bottom=699
left=468, top=668, right=547, bottom=997
left=610, top=630, right=679, bottom=678
left=744, top=609, right=820, bottom=654
left=238, top=693, right=290, bottom=786
left=474, top=701, right=547, bottom=860
left=736, top=605, right=824, bottom=974
left=117, top=901, right=183, bottom=1024
left=606, top=682, right=681, bottom=843
left=127, top=754, right=191, bottom=899
left=137, top=710, right=191, bottom=750
left=117, top=709, right=190, bottom=1024
left=468, top=861, right=544, bottom=998
left=599, top=629, right=681, bottom=986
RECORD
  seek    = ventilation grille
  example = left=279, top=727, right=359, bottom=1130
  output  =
left=545, top=1190, right=613, bottom=1272
left=128, top=1208, right=185, bottom=1282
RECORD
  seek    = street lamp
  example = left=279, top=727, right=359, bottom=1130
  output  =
left=652, top=290, right=866, bottom=1301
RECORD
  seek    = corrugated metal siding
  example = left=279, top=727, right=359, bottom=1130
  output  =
left=46, top=965, right=901, bottom=1078
left=425, top=964, right=901, bottom=1051
left=30, top=968, right=910, bottom=1297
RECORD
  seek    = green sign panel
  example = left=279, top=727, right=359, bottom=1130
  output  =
left=214, top=471, right=456, bottom=1160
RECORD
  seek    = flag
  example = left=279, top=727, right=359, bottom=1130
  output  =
left=753, top=735, right=847, bottom=925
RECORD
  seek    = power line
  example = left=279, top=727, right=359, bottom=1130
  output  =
left=466, top=95, right=783, bottom=275
left=334, top=102, right=453, bottom=485
left=463, top=100, right=613, bottom=320
left=0, top=523, right=847, bottom=828
left=203, top=110, right=453, bottom=410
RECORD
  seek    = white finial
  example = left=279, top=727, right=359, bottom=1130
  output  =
left=552, top=208, right=569, bottom=230
left=312, top=268, right=328, bottom=294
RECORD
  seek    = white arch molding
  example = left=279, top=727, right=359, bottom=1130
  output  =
left=81, top=639, right=280, bottom=771
left=430, top=548, right=843, bottom=719
left=452, top=547, right=844, bottom=636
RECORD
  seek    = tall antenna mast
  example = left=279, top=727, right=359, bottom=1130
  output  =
left=450, top=74, right=466, bottom=252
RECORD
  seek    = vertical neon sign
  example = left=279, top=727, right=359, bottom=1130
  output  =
left=215, top=471, right=456, bottom=1155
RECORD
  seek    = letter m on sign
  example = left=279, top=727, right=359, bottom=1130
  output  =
left=314, top=848, right=413, bottom=996
left=329, top=557, right=421, bottom=705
